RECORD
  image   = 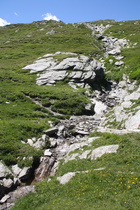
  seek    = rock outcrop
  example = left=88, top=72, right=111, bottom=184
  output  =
left=23, top=52, right=104, bottom=86
left=1, top=22, right=140, bottom=209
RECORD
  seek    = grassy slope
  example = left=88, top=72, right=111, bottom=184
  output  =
left=0, top=20, right=102, bottom=166
left=104, top=20, right=140, bottom=83
left=0, top=19, right=140, bottom=209
left=13, top=132, right=140, bottom=210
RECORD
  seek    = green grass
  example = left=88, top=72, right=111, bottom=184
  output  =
left=0, top=19, right=140, bottom=207
left=0, top=20, right=101, bottom=166
left=104, top=20, right=140, bottom=83
left=12, top=132, right=140, bottom=210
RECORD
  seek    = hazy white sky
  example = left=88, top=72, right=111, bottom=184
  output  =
left=0, top=0, right=140, bottom=26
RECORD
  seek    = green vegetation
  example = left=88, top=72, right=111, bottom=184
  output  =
left=104, top=20, right=140, bottom=83
left=13, top=132, right=140, bottom=210
left=0, top=19, right=140, bottom=208
left=0, top=20, right=100, bottom=166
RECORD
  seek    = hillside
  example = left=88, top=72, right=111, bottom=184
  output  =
left=0, top=19, right=140, bottom=209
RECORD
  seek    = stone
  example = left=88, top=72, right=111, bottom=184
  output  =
left=33, top=139, right=46, bottom=149
left=64, top=153, right=79, bottom=163
left=79, top=150, right=91, bottom=159
left=0, top=195, right=10, bottom=204
left=23, top=57, right=57, bottom=73
left=57, top=124, right=65, bottom=137
left=87, top=137, right=100, bottom=144
left=44, top=149, right=52, bottom=156
left=57, top=172, right=76, bottom=184
left=2, top=178, right=13, bottom=188
left=68, top=82, right=77, bottom=89
left=44, top=127, right=58, bottom=136
left=18, top=167, right=31, bottom=180
left=90, top=145, right=119, bottom=160
left=8, top=186, right=35, bottom=203
left=69, top=142, right=88, bottom=153
left=91, top=99, right=107, bottom=115
left=49, top=138, right=57, bottom=148
left=108, top=48, right=121, bottom=55
left=85, top=103, right=94, bottom=113
left=35, top=157, right=55, bottom=182
left=23, top=52, right=104, bottom=87
left=27, top=139, right=33, bottom=146
left=37, top=70, right=68, bottom=85
left=0, top=161, right=13, bottom=179
left=75, top=130, right=89, bottom=135
left=69, top=71, right=83, bottom=79
left=115, top=61, right=124, bottom=66
left=125, top=110, right=140, bottom=130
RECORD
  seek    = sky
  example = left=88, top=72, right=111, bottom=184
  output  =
left=0, top=0, right=140, bottom=26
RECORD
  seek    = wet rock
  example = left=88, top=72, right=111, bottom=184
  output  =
left=35, top=157, right=55, bottom=182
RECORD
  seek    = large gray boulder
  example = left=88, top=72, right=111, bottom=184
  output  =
left=90, top=145, right=119, bottom=160
left=125, top=110, right=140, bottom=130
left=23, top=52, right=104, bottom=86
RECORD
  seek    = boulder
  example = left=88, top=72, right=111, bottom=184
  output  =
left=18, top=167, right=31, bottom=180
left=125, top=110, right=140, bottom=130
left=115, top=61, right=124, bottom=66
left=0, top=161, right=13, bottom=179
left=23, top=52, right=104, bottom=87
left=79, top=150, right=91, bottom=159
left=23, top=57, right=57, bottom=73
left=108, top=48, right=121, bottom=55
left=0, top=195, right=11, bottom=204
left=90, top=145, right=119, bottom=160
left=44, top=149, right=52, bottom=157
left=57, top=172, right=76, bottom=184
left=44, top=127, right=58, bottom=136
left=37, top=70, right=68, bottom=85
left=64, top=153, right=79, bottom=163
left=2, top=179, right=13, bottom=188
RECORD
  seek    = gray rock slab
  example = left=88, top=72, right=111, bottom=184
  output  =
left=87, top=137, right=100, bottom=144
left=0, top=195, right=11, bottom=204
left=90, top=145, right=119, bottom=160
left=37, top=70, right=68, bottom=85
left=2, top=178, right=13, bottom=188
left=64, top=153, right=79, bottom=163
left=69, top=71, right=83, bottom=79
left=44, top=127, right=58, bottom=135
left=44, top=149, right=52, bottom=157
left=79, top=150, right=91, bottom=159
left=23, top=58, right=57, bottom=73
left=57, top=172, right=76, bottom=184
left=125, top=110, right=140, bottom=130
left=0, top=161, right=13, bottom=178
left=18, top=167, right=30, bottom=180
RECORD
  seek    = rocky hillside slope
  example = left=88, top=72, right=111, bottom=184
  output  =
left=0, top=19, right=140, bottom=209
